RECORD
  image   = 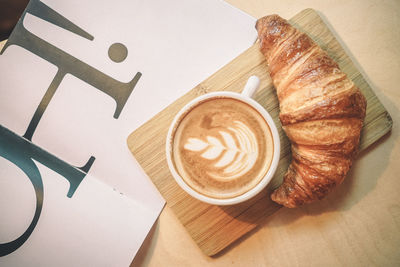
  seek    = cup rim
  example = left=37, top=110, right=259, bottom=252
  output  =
left=165, top=91, right=280, bottom=205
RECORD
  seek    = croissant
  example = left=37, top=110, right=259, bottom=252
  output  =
left=255, top=15, right=367, bottom=208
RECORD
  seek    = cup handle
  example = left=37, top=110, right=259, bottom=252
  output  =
left=241, top=75, right=260, bottom=99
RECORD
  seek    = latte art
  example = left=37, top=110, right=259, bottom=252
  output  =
left=184, top=121, right=259, bottom=181
left=172, top=97, right=274, bottom=199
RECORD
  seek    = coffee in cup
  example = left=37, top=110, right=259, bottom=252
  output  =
left=166, top=76, right=280, bottom=205
left=171, top=96, right=274, bottom=199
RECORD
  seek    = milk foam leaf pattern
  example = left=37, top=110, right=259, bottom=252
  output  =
left=183, top=121, right=259, bottom=180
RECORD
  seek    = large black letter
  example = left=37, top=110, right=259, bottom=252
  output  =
left=0, top=0, right=141, bottom=140
left=0, top=125, right=90, bottom=256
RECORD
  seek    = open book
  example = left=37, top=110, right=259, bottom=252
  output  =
left=0, top=0, right=256, bottom=265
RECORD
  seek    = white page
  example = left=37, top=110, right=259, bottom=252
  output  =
left=0, top=0, right=256, bottom=265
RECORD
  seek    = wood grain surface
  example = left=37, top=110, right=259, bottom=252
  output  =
left=127, top=9, right=392, bottom=256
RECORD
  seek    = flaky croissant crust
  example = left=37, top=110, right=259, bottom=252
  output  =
left=256, top=15, right=366, bottom=208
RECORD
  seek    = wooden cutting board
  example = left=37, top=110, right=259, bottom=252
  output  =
left=127, top=8, right=392, bottom=256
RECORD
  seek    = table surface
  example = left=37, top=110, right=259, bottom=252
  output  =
left=131, top=1, right=400, bottom=266
left=2, top=0, right=399, bottom=266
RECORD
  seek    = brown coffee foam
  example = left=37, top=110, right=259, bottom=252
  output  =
left=172, top=97, right=274, bottom=199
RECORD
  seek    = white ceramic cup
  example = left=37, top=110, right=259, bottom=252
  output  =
left=165, top=76, right=280, bottom=205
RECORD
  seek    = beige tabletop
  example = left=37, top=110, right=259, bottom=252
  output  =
left=131, top=0, right=400, bottom=266
left=1, top=0, right=398, bottom=266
